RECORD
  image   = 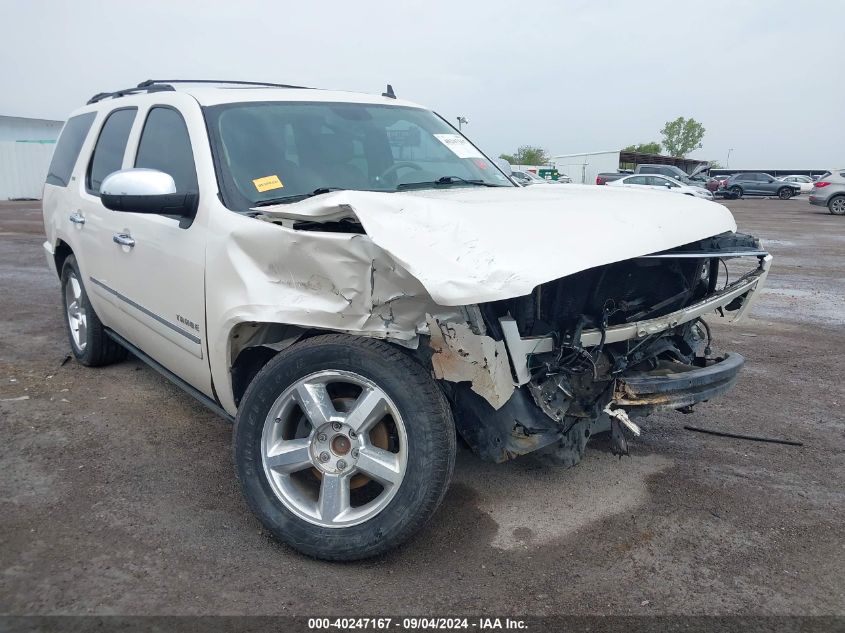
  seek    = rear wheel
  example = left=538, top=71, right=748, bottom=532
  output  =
left=234, top=334, right=456, bottom=560
left=60, top=254, right=127, bottom=366
left=829, top=195, right=845, bottom=216
left=729, top=185, right=743, bottom=198
left=778, top=187, right=793, bottom=200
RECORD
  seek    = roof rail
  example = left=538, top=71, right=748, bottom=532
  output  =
left=87, top=79, right=312, bottom=105
left=87, top=84, right=174, bottom=105
left=137, top=79, right=311, bottom=89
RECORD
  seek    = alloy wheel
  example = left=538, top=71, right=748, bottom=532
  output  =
left=64, top=273, right=87, bottom=352
left=261, top=370, right=408, bottom=528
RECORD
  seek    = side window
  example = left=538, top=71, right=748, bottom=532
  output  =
left=87, top=108, right=136, bottom=195
left=649, top=176, right=668, bottom=186
left=135, top=107, right=198, bottom=191
left=46, top=112, right=96, bottom=187
left=627, top=176, right=648, bottom=185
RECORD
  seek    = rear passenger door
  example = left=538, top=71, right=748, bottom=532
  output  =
left=75, top=107, right=138, bottom=328
left=93, top=104, right=212, bottom=396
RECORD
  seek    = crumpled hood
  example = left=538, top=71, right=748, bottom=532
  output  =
left=258, top=184, right=737, bottom=306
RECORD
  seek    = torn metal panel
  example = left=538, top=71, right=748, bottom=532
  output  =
left=427, top=315, right=514, bottom=410
left=204, top=209, right=463, bottom=415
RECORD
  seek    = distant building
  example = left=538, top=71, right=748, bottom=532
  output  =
left=0, top=115, right=64, bottom=199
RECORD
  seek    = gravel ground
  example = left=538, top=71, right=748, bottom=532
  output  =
left=0, top=197, right=843, bottom=617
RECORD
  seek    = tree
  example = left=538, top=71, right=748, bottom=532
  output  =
left=660, top=117, right=705, bottom=157
left=708, top=160, right=722, bottom=169
left=623, top=141, right=662, bottom=154
left=499, top=145, right=549, bottom=165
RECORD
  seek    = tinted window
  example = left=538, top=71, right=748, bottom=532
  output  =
left=87, top=108, right=136, bottom=195
left=740, top=173, right=756, bottom=181
left=638, top=166, right=658, bottom=174
left=649, top=176, right=671, bottom=186
left=46, top=112, right=96, bottom=187
left=135, top=107, right=198, bottom=191
left=626, top=176, right=648, bottom=185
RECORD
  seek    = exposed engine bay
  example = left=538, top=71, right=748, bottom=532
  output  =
left=432, top=232, right=771, bottom=464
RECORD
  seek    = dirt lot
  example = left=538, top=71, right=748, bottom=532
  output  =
left=1, top=197, right=843, bottom=617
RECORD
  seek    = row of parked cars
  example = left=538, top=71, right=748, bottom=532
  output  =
left=595, top=164, right=844, bottom=214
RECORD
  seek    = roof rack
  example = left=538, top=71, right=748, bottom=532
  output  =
left=138, top=79, right=311, bottom=89
left=87, top=83, right=174, bottom=104
left=87, top=79, right=311, bottom=105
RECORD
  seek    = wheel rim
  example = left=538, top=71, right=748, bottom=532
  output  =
left=64, top=273, right=87, bottom=352
left=780, top=189, right=791, bottom=199
left=730, top=187, right=741, bottom=197
left=832, top=198, right=845, bottom=215
left=261, top=370, right=408, bottom=528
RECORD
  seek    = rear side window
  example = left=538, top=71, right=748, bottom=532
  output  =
left=135, top=107, right=198, bottom=192
left=46, top=112, right=96, bottom=187
left=87, top=108, right=136, bottom=195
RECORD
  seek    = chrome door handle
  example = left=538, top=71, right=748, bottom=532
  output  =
left=69, top=212, right=85, bottom=225
left=112, top=233, right=135, bottom=247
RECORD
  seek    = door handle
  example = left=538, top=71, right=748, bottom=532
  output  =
left=112, top=233, right=136, bottom=248
left=69, top=212, right=85, bottom=225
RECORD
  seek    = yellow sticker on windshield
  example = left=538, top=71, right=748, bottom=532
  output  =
left=253, top=175, right=284, bottom=192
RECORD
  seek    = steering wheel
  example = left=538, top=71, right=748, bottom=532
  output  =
left=377, top=161, right=424, bottom=183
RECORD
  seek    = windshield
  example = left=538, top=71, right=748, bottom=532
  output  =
left=205, top=101, right=511, bottom=210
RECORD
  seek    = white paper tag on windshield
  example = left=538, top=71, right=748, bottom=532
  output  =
left=434, top=133, right=484, bottom=159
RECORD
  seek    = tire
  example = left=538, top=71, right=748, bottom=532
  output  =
left=778, top=187, right=793, bottom=200
left=233, top=334, right=456, bottom=560
left=729, top=186, right=743, bottom=198
left=60, top=254, right=127, bottom=367
left=828, top=195, right=845, bottom=216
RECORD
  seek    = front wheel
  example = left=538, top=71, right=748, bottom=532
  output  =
left=729, top=186, right=743, bottom=198
left=829, top=195, right=845, bottom=216
left=778, top=187, right=793, bottom=200
left=233, top=334, right=456, bottom=560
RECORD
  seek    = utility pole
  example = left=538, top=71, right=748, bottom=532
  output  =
left=456, top=116, right=468, bottom=131
left=726, top=148, right=734, bottom=169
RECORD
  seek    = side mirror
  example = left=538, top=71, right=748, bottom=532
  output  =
left=100, top=168, right=197, bottom=217
left=665, top=183, right=672, bottom=188
left=493, top=158, right=513, bottom=176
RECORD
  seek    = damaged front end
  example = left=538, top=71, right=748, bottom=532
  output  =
left=432, top=232, right=771, bottom=463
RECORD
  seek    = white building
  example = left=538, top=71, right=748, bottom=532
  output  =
left=0, top=115, right=64, bottom=200
left=551, top=150, right=621, bottom=185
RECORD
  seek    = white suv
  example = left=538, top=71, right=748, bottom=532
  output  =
left=43, top=80, right=772, bottom=560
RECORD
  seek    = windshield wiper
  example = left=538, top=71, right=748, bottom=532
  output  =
left=253, top=187, right=345, bottom=207
left=396, top=176, right=505, bottom=190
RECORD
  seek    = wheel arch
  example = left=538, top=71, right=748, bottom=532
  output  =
left=53, top=239, right=74, bottom=277
left=227, top=321, right=427, bottom=409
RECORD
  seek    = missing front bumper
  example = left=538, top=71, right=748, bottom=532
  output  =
left=614, top=352, right=745, bottom=411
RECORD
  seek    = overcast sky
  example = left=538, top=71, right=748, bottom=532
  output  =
left=1, top=0, right=842, bottom=169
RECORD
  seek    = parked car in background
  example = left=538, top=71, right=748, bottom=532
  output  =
left=706, top=175, right=730, bottom=192
left=809, top=170, right=845, bottom=215
left=511, top=170, right=567, bottom=186
left=635, top=164, right=709, bottom=186
left=607, top=174, right=714, bottom=200
left=596, top=172, right=626, bottom=185
left=778, top=175, right=814, bottom=193
left=724, top=173, right=801, bottom=199
left=557, top=172, right=572, bottom=183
